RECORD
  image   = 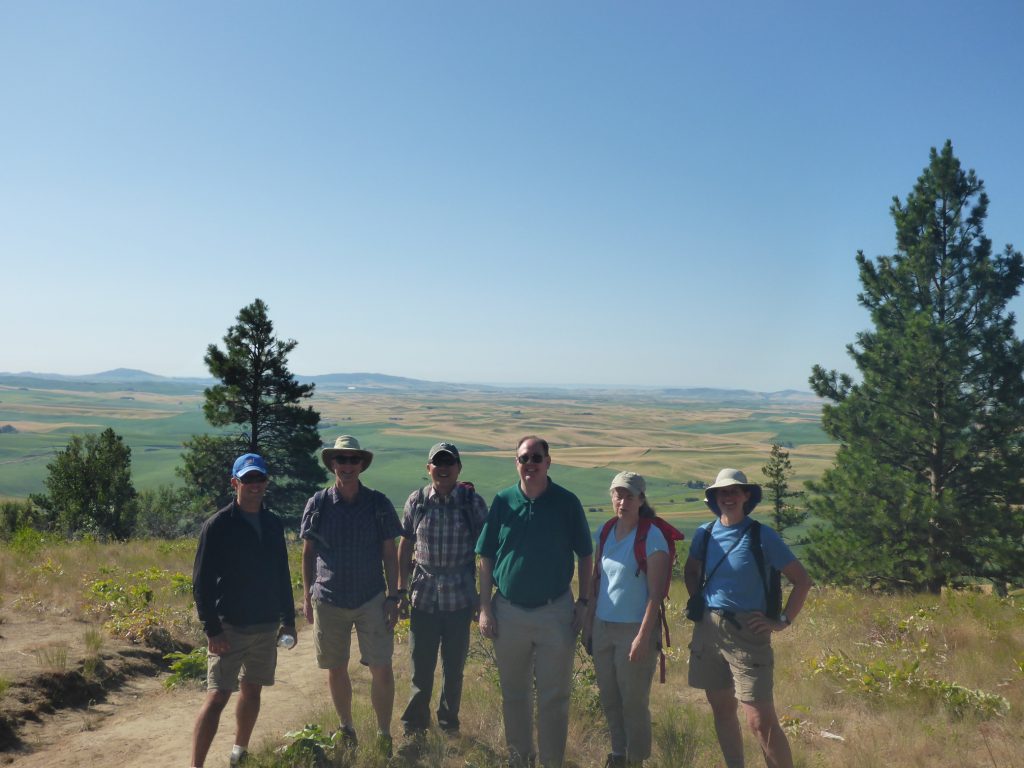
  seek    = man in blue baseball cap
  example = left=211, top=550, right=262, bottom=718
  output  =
left=191, top=453, right=297, bottom=768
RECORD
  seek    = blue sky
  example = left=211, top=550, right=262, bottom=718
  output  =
left=2, top=1, right=1022, bottom=391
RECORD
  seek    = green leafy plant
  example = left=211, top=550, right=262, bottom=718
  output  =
left=163, top=646, right=208, bottom=689
left=812, top=649, right=1009, bottom=719
left=278, top=723, right=338, bottom=767
left=169, top=571, right=192, bottom=596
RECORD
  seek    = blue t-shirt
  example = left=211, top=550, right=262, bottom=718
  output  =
left=595, top=521, right=669, bottom=623
left=689, top=517, right=795, bottom=613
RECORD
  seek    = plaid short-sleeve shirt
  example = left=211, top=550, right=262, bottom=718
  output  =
left=300, top=484, right=402, bottom=609
left=402, top=484, right=487, bottom=612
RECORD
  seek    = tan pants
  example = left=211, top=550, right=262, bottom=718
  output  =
left=592, top=619, right=658, bottom=761
left=492, top=591, right=575, bottom=766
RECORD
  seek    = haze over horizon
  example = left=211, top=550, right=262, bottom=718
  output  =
left=3, top=2, right=1022, bottom=392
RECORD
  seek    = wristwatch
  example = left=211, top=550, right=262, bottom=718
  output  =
left=779, top=612, right=791, bottom=626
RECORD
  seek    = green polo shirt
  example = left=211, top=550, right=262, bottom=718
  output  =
left=475, top=478, right=593, bottom=607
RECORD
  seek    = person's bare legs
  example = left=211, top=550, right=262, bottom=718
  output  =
left=742, top=699, right=793, bottom=768
left=369, top=663, right=395, bottom=733
left=706, top=687, right=745, bottom=768
left=328, top=667, right=354, bottom=726
left=234, top=681, right=262, bottom=750
left=191, top=689, right=231, bottom=767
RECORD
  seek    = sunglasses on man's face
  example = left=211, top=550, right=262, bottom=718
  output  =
left=238, top=473, right=268, bottom=485
left=333, top=455, right=363, bottom=466
left=430, top=454, right=458, bottom=467
left=516, top=453, right=546, bottom=465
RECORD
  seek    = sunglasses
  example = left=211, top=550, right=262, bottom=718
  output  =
left=430, top=454, right=458, bottom=467
left=516, top=453, right=546, bottom=465
left=333, top=455, right=363, bottom=466
left=238, top=473, right=268, bottom=485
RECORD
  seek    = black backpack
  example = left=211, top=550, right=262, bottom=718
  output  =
left=696, top=519, right=782, bottom=619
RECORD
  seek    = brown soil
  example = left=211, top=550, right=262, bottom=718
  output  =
left=0, top=612, right=327, bottom=767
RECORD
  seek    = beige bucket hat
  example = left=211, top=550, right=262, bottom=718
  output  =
left=704, top=468, right=762, bottom=516
left=321, top=435, right=373, bottom=470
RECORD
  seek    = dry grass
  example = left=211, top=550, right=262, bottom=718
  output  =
left=2, top=539, right=1020, bottom=766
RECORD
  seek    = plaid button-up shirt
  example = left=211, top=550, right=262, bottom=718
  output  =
left=402, top=484, right=487, bottom=612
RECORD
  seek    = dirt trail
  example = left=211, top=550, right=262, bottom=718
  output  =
left=3, top=614, right=329, bottom=768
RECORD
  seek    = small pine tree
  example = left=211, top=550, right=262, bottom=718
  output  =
left=179, top=299, right=325, bottom=522
left=761, top=443, right=806, bottom=542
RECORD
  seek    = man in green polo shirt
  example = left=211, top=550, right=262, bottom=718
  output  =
left=476, top=435, right=593, bottom=767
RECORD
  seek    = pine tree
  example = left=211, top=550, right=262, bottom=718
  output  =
left=806, top=142, right=1024, bottom=593
left=761, top=443, right=806, bottom=542
left=179, top=299, right=325, bottom=521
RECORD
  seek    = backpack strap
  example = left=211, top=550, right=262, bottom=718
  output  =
left=457, top=482, right=484, bottom=542
left=749, top=520, right=767, bottom=599
left=411, top=485, right=430, bottom=535
left=591, top=518, right=618, bottom=598
left=301, top=488, right=331, bottom=549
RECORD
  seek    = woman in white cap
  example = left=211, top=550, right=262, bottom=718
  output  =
left=584, top=471, right=669, bottom=768
left=682, top=468, right=811, bottom=768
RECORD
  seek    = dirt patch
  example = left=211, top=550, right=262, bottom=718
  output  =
left=0, top=615, right=166, bottom=753
left=0, top=609, right=329, bottom=768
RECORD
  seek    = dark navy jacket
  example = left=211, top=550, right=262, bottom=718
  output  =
left=193, top=500, right=296, bottom=638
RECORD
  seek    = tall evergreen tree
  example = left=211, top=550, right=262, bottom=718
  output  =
left=31, top=428, right=137, bottom=539
left=179, top=299, right=325, bottom=521
left=761, top=443, right=806, bottom=542
left=806, top=142, right=1024, bottom=593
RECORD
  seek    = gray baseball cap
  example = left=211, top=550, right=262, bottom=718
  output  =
left=428, top=441, right=461, bottom=463
left=609, top=471, right=646, bottom=496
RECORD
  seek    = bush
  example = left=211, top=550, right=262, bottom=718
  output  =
left=0, top=500, right=46, bottom=541
left=134, top=486, right=206, bottom=539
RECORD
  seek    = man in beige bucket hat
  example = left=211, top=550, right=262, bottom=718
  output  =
left=299, top=436, right=403, bottom=757
left=683, top=468, right=811, bottom=768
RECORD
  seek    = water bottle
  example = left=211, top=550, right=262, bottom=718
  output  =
left=278, top=632, right=296, bottom=650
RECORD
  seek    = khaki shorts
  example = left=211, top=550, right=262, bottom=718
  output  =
left=687, top=609, right=774, bottom=701
left=207, top=625, right=278, bottom=692
left=313, top=591, right=394, bottom=669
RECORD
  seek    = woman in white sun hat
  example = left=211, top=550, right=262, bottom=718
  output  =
left=683, top=468, right=811, bottom=768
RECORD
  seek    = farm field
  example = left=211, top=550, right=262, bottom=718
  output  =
left=0, top=377, right=836, bottom=538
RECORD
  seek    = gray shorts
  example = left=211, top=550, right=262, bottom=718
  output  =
left=207, top=625, right=278, bottom=692
left=313, top=591, right=394, bottom=669
left=687, top=610, right=775, bottom=701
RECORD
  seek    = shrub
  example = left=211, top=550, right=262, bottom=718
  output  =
left=164, top=646, right=208, bottom=689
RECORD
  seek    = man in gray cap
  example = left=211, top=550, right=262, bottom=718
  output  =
left=300, top=436, right=403, bottom=757
left=396, top=442, right=488, bottom=748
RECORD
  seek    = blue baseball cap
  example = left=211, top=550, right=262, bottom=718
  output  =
left=232, top=453, right=268, bottom=478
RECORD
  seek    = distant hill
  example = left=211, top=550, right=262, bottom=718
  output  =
left=298, top=372, right=476, bottom=392
left=0, top=369, right=816, bottom=401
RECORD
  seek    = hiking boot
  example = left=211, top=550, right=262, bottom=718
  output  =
left=375, top=732, right=393, bottom=759
left=334, top=724, right=358, bottom=750
left=603, top=755, right=627, bottom=768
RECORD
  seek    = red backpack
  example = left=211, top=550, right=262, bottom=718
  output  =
left=593, top=515, right=685, bottom=682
